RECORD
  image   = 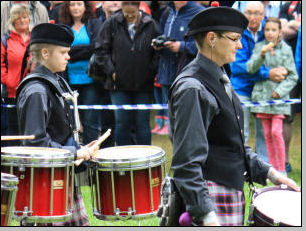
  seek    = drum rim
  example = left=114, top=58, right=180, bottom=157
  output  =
left=1, top=146, right=74, bottom=166
left=93, top=209, right=157, bottom=220
left=91, top=145, right=166, bottom=169
left=252, top=185, right=301, bottom=226
left=1, top=172, right=19, bottom=188
left=14, top=211, right=73, bottom=223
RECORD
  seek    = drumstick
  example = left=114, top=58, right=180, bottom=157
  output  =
left=1, top=135, right=35, bottom=141
left=74, top=129, right=111, bottom=166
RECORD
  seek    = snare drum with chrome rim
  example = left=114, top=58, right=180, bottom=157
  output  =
left=89, top=145, right=166, bottom=220
left=248, top=185, right=301, bottom=226
left=1, top=173, right=19, bottom=226
left=1, top=146, right=75, bottom=223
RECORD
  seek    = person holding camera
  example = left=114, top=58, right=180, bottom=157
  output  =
left=95, top=1, right=159, bottom=146
left=151, top=1, right=204, bottom=135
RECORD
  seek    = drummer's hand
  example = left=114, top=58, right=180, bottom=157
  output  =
left=85, top=140, right=99, bottom=158
left=202, top=211, right=220, bottom=226
left=277, top=174, right=300, bottom=192
left=76, top=146, right=91, bottom=161
left=268, top=167, right=300, bottom=192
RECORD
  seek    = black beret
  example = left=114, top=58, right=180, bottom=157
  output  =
left=30, top=23, right=74, bottom=47
left=186, top=6, right=249, bottom=37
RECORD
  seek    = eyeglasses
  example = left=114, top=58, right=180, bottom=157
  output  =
left=244, top=11, right=263, bottom=17
left=219, top=34, right=242, bottom=43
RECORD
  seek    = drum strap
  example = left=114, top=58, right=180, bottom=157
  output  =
left=17, top=73, right=74, bottom=97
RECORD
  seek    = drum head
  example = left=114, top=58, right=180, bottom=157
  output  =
left=92, top=145, right=165, bottom=170
left=253, top=187, right=301, bottom=226
left=1, top=146, right=74, bottom=167
left=1, top=172, right=18, bottom=190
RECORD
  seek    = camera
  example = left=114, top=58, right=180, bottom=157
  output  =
left=153, top=35, right=176, bottom=48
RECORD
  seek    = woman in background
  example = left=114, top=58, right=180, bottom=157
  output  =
left=1, top=4, right=31, bottom=146
left=59, top=1, right=101, bottom=144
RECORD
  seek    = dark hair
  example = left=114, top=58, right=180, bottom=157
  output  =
left=121, top=1, right=140, bottom=8
left=58, top=1, right=94, bottom=26
left=265, top=17, right=282, bottom=30
left=193, top=30, right=226, bottom=49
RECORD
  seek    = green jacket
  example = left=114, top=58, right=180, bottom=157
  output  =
left=247, top=40, right=298, bottom=115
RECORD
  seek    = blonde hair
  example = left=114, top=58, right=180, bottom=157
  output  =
left=8, top=3, right=32, bottom=32
left=28, top=43, right=56, bottom=67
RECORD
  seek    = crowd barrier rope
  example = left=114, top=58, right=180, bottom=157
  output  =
left=1, top=98, right=301, bottom=110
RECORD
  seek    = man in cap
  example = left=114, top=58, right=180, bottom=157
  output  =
left=16, top=23, right=98, bottom=226
left=167, top=6, right=300, bottom=226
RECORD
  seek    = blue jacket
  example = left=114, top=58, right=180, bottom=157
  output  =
left=230, top=19, right=270, bottom=97
left=157, top=1, right=204, bottom=86
left=295, top=27, right=301, bottom=82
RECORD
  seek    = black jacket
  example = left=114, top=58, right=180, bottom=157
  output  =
left=168, top=53, right=271, bottom=218
left=95, top=10, right=159, bottom=91
left=16, top=65, right=77, bottom=154
left=68, top=18, right=102, bottom=63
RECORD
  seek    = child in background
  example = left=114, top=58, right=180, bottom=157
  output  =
left=151, top=76, right=169, bottom=135
left=247, top=17, right=298, bottom=174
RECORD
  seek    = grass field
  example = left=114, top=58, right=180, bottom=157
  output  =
left=10, top=113, right=301, bottom=226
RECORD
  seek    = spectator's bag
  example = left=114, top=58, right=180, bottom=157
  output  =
left=87, top=53, right=107, bottom=82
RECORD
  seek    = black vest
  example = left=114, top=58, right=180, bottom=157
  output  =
left=17, top=73, right=74, bottom=146
left=170, top=58, right=252, bottom=190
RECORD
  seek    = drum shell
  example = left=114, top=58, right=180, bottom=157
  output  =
left=90, top=145, right=166, bottom=219
left=1, top=147, right=75, bottom=223
left=1, top=173, right=18, bottom=226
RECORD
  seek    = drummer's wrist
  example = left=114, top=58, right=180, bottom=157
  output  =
left=267, top=167, right=282, bottom=185
left=77, top=146, right=87, bottom=160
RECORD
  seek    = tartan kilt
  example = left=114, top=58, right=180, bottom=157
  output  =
left=207, top=180, right=245, bottom=226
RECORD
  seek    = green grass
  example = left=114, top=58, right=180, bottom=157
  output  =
left=9, top=113, right=301, bottom=226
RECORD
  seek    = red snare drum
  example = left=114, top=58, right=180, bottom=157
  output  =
left=89, top=145, right=166, bottom=220
left=248, top=186, right=301, bottom=226
left=1, top=147, right=75, bottom=223
left=1, top=173, right=18, bottom=226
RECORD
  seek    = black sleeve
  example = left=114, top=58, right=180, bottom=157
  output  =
left=94, top=18, right=115, bottom=76
left=69, top=44, right=94, bottom=63
left=149, top=20, right=161, bottom=77
left=69, top=18, right=102, bottom=63
left=245, top=145, right=271, bottom=185
left=17, top=83, right=77, bottom=154
left=279, top=3, right=290, bottom=20
left=170, top=80, right=219, bottom=218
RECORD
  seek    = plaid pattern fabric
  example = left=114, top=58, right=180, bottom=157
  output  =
left=207, top=180, right=245, bottom=226
left=53, top=191, right=89, bottom=226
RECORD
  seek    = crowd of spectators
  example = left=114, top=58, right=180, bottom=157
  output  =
left=1, top=1, right=301, bottom=173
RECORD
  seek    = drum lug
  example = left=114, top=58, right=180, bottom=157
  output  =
left=14, top=206, right=33, bottom=220
left=119, top=171, right=125, bottom=176
left=247, top=204, right=255, bottom=226
left=19, top=166, right=25, bottom=172
left=115, top=208, right=120, bottom=218
left=20, top=174, right=25, bottom=180
left=114, top=207, right=134, bottom=220
left=127, top=207, right=133, bottom=217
